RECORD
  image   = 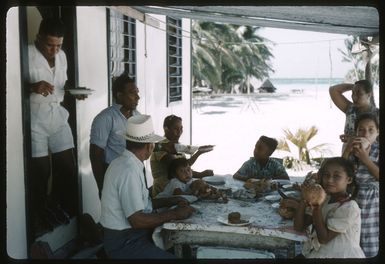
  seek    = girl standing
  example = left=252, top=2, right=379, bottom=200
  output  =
left=329, top=80, right=378, bottom=151
left=293, top=157, right=365, bottom=258
left=342, top=113, right=379, bottom=257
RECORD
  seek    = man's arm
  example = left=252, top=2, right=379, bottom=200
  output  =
left=128, top=206, right=195, bottom=229
left=89, top=143, right=107, bottom=197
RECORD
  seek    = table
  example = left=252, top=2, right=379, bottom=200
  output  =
left=156, top=177, right=307, bottom=259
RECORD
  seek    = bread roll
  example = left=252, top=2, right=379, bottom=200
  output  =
left=228, top=212, right=241, bottom=224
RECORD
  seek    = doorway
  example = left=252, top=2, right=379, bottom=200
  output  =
left=20, top=6, right=81, bottom=257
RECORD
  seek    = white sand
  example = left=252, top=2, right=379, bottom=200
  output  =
left=191, top=85, right=379, bottom=178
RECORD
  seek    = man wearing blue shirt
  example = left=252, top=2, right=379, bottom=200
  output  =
left=90, top=74, right=140, bottom=197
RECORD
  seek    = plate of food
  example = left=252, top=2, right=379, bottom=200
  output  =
left=203, top=175, right=226, bottom=185
left=217, top=212, right=255, bottom=226
left=65, top=88, right=94, bottom=95
left=264, top=194, right=281, bottom=202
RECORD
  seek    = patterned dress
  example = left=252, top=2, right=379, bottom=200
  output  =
left=344, top=104, right=379, bottom=137
left=353, top=142, right=379, bottom=257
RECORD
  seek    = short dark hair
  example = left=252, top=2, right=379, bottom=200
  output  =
left=126, top=140, right=148, bottom=150
left=259, top=136, right=278, bottom=154
left=38, top=18, right=65, bottom=37
left=163, top=115, right=182, bottom=129
left=318, top=157, right=357, bottom=199
left=168, top=158, right=190, bottom=180
left=354, top=79, right=375, bottom=107
left=355, top=112, right=379, bottom=131
left=112, top=73, right=135, bottom=99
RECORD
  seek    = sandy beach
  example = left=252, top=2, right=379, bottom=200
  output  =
left=191, top=83, right=380, bottom=179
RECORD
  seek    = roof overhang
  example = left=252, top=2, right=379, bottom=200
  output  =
left=132, top=6, right=379, bottom=37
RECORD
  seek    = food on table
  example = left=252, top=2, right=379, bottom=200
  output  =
left=244, top=178, right=272, bottom=193
left=301, top=182, right=326, bottom=206
left=278, top=198, right=298, bottom=219
left=190, top=179, right=228, bottom=203
left=228, top=212, right=242, bottom=224
left=270, top=181, right=279, bottom=191
left=292, top=171, right=319, bottom=191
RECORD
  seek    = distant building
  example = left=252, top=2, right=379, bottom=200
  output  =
left=257, top=79, right=277, bottom=93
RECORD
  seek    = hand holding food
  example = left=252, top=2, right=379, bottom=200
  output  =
left=301, top=183, right=326, bottom=206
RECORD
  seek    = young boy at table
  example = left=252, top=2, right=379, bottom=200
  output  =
left=233, top=135, right=289, bottom=181
left=156, top=158, right=193, bottom=197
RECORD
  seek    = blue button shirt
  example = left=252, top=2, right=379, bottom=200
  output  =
left=90, top=103, right=140, bottom=164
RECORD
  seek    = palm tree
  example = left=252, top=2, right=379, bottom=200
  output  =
left=277, top=126, right=332, bottom=165
left=192, top=21, right=274, bottom=93
left=338, top=36, right=379, bottom=85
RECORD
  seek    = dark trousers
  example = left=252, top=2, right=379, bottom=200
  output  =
left=103, top=227, right=176, bottom=259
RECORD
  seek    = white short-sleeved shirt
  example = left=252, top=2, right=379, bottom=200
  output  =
left=90, top=104, right=140, bottom=164
left=156, top=178, right=193, bottom=198
left=28, top=44, right=67, bottom=104
left=302, top=196, right=365, bottom=258
left=100, top=150, right=152, bottom=230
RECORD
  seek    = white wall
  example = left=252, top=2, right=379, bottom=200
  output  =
left=76, top=7, right=109, bottom=221
left=136, top=16, right=192, bottom=185
left=6, top=7, right=28, bottom=259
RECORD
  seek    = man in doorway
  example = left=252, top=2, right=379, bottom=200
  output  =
left=100, top=114, right=195, bottom=259
left=90, top=73, right=140, bottom=198
left=28, top=18, right=83, bottom=233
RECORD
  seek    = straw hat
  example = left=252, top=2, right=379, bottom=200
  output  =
left=118, top=115, right=165, bottom=143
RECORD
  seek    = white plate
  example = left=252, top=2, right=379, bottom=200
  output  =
left=272, top=179, right=291, bottom=186
left=200, top=145, right=215, bottom=152
left=203, top=176, right=226, bottom=185
left=265, top=194, right=281, bottom=202
left=271, top=202, right=280, bottom=209
left=217, top=216, right=255, bottom=226
left=66, top=88, right=94, bottom=95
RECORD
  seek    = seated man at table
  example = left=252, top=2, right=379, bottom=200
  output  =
left=150, top=114, right=214, bottom=197
left=233, top=135, right=289, bottom=181
left=100, top=115, right=195, bottom=259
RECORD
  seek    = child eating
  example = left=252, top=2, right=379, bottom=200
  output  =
left=233, top=135, right=289, bottom=181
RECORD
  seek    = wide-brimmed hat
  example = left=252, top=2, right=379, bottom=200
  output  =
left=117, top=115, right=165, bottom=143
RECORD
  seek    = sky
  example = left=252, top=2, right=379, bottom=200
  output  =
left=258, top=27, right=353, bottom=79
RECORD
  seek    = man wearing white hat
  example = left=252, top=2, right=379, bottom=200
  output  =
left=100, top=115, right=195, bottom=259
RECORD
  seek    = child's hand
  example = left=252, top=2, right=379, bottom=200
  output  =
left=352, top=141, right=370, bottom=161
left=339, top=134, right=350, bottom=143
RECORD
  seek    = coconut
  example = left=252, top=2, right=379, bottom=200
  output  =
left=301, top=183, right=326, bottom=205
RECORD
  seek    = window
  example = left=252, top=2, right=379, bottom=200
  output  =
left=107, top=9, right=136, bottom=103
left=167, top=17, right=182, bottom=104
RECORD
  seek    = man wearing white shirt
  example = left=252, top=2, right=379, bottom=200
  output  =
left=100, top=115, right=194, bottom=259
left=28, top=18, right=84, bottom=233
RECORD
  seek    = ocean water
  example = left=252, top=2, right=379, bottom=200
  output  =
left=191, top=78, right=379, bottom=175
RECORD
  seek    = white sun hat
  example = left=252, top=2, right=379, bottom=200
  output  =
left=118, top=115, right=165, bottom=143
